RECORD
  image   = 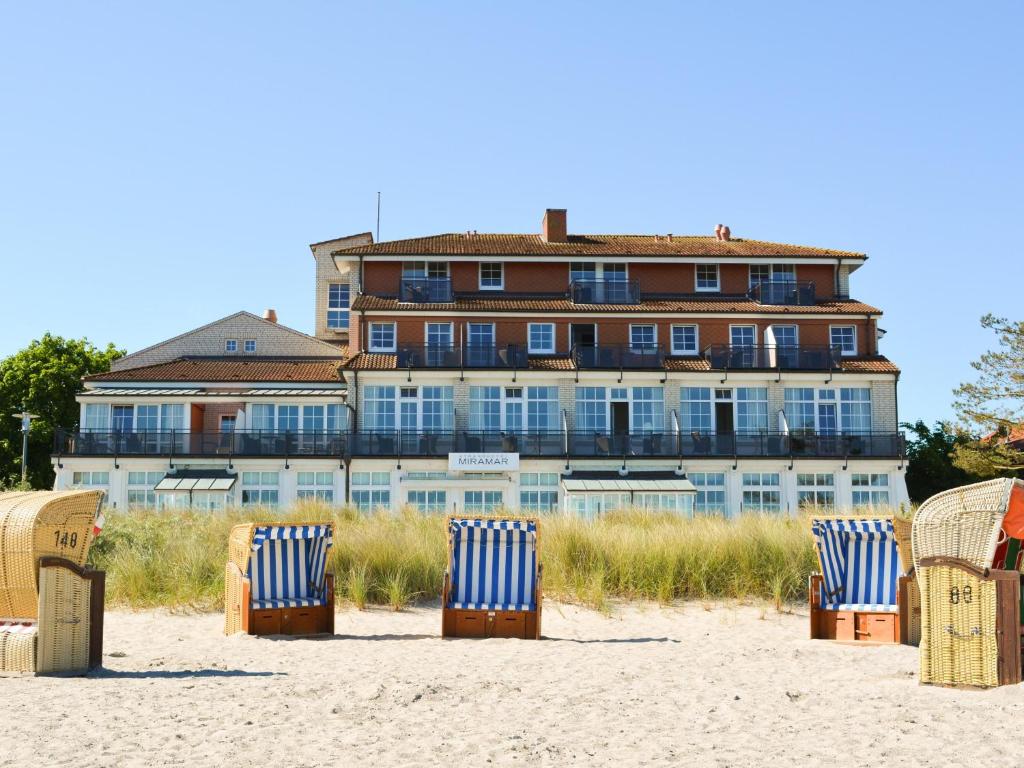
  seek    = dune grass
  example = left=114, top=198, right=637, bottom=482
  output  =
left=86, top=503, right=874, bottom=612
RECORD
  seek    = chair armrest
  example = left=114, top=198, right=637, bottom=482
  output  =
left=808, top=573, right=823, bottom=610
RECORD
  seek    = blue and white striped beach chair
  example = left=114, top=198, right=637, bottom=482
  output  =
left=442, top=517, right=542, bottom=639
left=224, top=523, right=335, bottom=636
left=809, top=517, right=910, bottom=643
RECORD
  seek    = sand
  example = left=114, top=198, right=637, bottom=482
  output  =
left=2, top=602, right=1023, bottom=767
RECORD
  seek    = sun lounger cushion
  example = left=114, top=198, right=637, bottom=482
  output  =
left=449, top=519, right=537, bottom=612
left=812, top=518, right=901, bottom=611
left=248, top=525, right=332, bottom=608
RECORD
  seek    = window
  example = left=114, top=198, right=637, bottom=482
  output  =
left=696, top=264, right=720, bottom=291
left=830, top=326, right=857, bottom=356
left=127, top=471, right=163, bottom=508
left=241, top=472, right=279, bottom=506
left=630, top=324, right=657, bottom=351
left=111, top=405, right=133, bottom=433
left=161, top=404, right=184, bottom=432
left=277, top=405, right=299, bottom=432
left=351, top=472, right=391, bottom=511
left=520, top=473, right=561, bottom=514
left=797, top=474, right=835, bottom=508
left=680, top=388, right=712, bottom=433
left=244, top=339, right=256, bottom=353
left=327, top=283, right=350, bottom=329
left=225, top=339, right=238, bottom=352
left=634, top=493, right=695, bottom=515
left=403, top=262, right=449, bottom=278
left=570, top=262, right=596, bottom=282
left=72, top=471, right=109, bottom=487
left=83, top=403, right=110, bottom=431
left=567, top=493, right=631, bottom=519
left=749, top=264, right=796, bottom=288
left=741, top=473, right=781, bottom=513
left=671, top=325, right=698, bottom=355
left=691, top=473, right=727, bottom=516
left=603, top=263, right=627, bottom=280
left=575, top=387, right=607, bottom=433
left=425, top=322, right=453, bottom=347
left=770, top=325, right=798, bottom=348
left=407, top=490, right=446, bottom=513
left=220, top=415, right=236, bottom=433
left=249, top=404, right=274, bottom=431
left=852, top=474, right=890, bottom=506
left=467, top=323, right=495, bottom=348
left=464, top=490, right=503, bottom=513
left=135, top=405, right=158, bottom=432
left=297, top=471, right=334, bottom=501
left=631, top=387, right=665, bottom=433
left=785, top=388, right=839, bottom=434
left=469, top=386, right=523, bottom=432
left=479, top=262, right=503, bottom=290
left=528, top=323, right=555, bottom=354
left=527, top=386, right=559, bottom=433
left=730, top=325, right=756, bottom=348
left=364, top=386, right=396, bottom=431
left=369, top=322, right=396, bottom=352
left=736, top=388, right=768, bottom=433
left=840, top=388, right=872, bottom=433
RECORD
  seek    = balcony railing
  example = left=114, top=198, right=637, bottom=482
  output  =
left=54, top=429, right=904, bottom=459
left=747, top=280, right=816, bottom=306
left=703, top=344, right=842, bottom=371
left=396, top=344, right=528, bottom=369
left=569, top=279, right=641, bottom=305
left=573, top=344, right=665, bottom=369
left=398, top=277, right=453, bottom=303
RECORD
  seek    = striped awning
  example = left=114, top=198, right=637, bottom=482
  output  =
left=154, top=470, right=237, bottom=492
left=561, top=477, right=696, bottom=493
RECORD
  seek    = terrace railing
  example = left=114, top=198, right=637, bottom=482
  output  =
left=572, top=344, right=665, bottom=369
left=396, top=344, right=528, bottom=369
left=747, top=280, right=817, bottom=306
left=703, top=344, right=842, bottom=371
left=569, top=278, right=641, bottom=305
left=398, top=277, right=453, bottom=303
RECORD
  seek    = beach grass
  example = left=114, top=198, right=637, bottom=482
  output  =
left=86, top=503, right=878, bottom=611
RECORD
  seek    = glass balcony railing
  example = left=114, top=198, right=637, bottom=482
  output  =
left=703, top=344, right=842, bottom=370
left=398, top=277, right=453, bottom=303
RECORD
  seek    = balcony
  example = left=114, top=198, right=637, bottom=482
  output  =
left=398, top=277, right=453, bottom=303
left=703, top=344, right=841, bottom=371
left=55, top=429, right=905, bottom=460
left=573, top=344, right=665, bottom=369
left=569, top=279, right=641, bottom=305
left=747, top=280, right=816, bottom=306
left=396, top=344, right=529, bottom=369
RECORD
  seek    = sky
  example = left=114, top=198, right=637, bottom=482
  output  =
left=1, top=1, right=1021, bottom=426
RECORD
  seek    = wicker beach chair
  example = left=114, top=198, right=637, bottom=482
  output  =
left=913, top=479, right=1024, bottom=688
left=442, top=517, right=542, bottom=639
left=224, top=523, right=335, bottom=637
left=808, top=516, right=914, bottom=644
left=0, top=490, right=106, bottom=675
left=892, top=515, right=922, bottom=646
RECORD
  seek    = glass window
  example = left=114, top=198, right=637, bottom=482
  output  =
left=127, top=471, right=164, bottom=508
left=351, top=471, right=390, bottom=512
left=771, top=325, right=798, bottom=348
left=469, top=386, right=501, bottom=431
left=479, top=263, right=503, bottom=289
left=634, top=493, right=695, bottom=515
left=249, top=404, right=274, bottom=431
left=407, top=490, right=446, bottom=513
left=528, top=323, right=555, bottom=354
left=160, top=403, right=184, bottom=431
left=327, top=403, right=347, bottom=433
left=671, top=325, right=698, bottom=355
left=111, top=405, right=133, bottom=433
left=736, top=388, right=768, bottom=433
left=749, top=264, right=771, bottom=288
left=830, top=326, right=857, bottom=355
left=225, top=339, right=238, bottom=352
left=630, top=325, right=656, bottom=351
left=696, top=264, right=719, bottom=291
left=135, top=405, right=158, bottom=432
left=852, top=474, right=890, bottom=506
left=730, top=325, right=756, bottom=347
left=570, top=262, right=596, bottom=282
left=426, top=323, right=452, bottom=348
left=72, top=471, right=110, bottom=486
left=369, top=322, right=396, bottom=352
left=631, top=387, right=664, bottom=433
left=277, top=405, right=299, bottom=432
left=363, top=386, right=396, bottom=431
left=297, top=471, right=334, bottom=501
left=527, top=386, right=559, bottom=433
left=402, top=262, right=448, bottom=278
left=421, top=386, right=454, bottom=432
left=840, top=388, right=872, bottom=434
left=467, top=323, right=494, bottom=348
left=83, top=403, right=110, bottom=432
left=243, top=340, right=256, bottom=353
left=797, top=473, right=835, bottom=509
left=784, top=388, right=816, bottom=432
left=691, top=472, right=726, bottom=516
left=603, top=263, right=627, bottom=280
left=575, top=387, right=607, bottom=432
left=301, top=405, right=324, bottom=433
left=680, top=387, right=712, bottom=433
left=741, top=473, right=781, bottom=513
left=241, top=471, right=279, bottom=506
left=464, top=490, right=503, bottom=513
left=327, top=283, right=350, bottom=329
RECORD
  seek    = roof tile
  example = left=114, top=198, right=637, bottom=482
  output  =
left=86, top=357, right=346, bottom=383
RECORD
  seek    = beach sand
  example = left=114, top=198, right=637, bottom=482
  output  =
left=2, top=602, right=1023, bottom=767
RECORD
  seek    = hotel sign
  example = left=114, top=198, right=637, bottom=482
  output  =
left=448, top=453, right=520, bottom=471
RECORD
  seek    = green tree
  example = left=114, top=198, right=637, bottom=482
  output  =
left=0, top=335, right=123, bottom=488
left=902, top=420, right=981, bottom=502
left=953, top=314, right=1024, bottom=477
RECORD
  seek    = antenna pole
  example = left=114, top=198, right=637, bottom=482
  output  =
left=376, top=191, right=381, bottom=242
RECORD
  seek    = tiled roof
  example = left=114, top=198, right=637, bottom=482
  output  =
left=85, top=357, right=346, bottom=383
left=333, top=233, right=864, bottom=258
left=837, top=357, right=900, bottom=374
left=352, top=294, right=882, bottom=315
left=343, top=354, right=578, bottom=372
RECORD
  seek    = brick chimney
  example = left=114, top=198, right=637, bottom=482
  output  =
left=263, top=308, right=278, bottom=323
left=541, top=208, right=567, bottom=243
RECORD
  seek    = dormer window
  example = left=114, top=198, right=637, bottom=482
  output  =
left=696, top=264, right=720, bottom=292
left=479, top=262, right=503, bottom=290
left=225, top=339, right=238, bottom=352
left=244, top=340, right=256, bottom=353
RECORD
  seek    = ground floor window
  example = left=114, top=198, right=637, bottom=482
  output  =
left=127, top=471, right=163, bottom=507
left=797, top=473, right=835, bottom=509
left=851, top=473, right=890, bottom=506
left=407, top=489, right=446, bottom=513
left=691, top=472, right=727, bottom=516
left=741, top=472, right=781, bottom=513
left=520, top=472, right=559, bottom=512
left=463, top=490, right=503, bottom=513
left=241, top=471, right=279, bottom=506
left=634, top=492, right=695, bottom=515
left=566, top=492, right=632, bottom=519
left=352, top=471, right=390, bottom=511
left=297, top=471, right=334, bottom=501
left=72, top=471, right=109, bottom=487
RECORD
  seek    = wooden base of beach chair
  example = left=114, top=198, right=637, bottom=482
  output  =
left=236, top=574, right=335, bottom=638
left=898, top=573, right=922, bottom=646
left=808, top=573, right=900, bottom=644
left=441, top=607, right=541, bottom=640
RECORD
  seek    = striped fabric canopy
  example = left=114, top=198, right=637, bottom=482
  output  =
left=448, top=519, right=538, bottom=611
left=247, top=525, right=333, bottom=610
left=812, top=518, right=902, bottom=612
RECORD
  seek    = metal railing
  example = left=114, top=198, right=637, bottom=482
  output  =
left=55, top=429, right=904, bottom=459
left=398, top=277, right=453, bottom=303
left=572, top=344, right=665, bottom=369
left=569, top=278, right=641, bottom=305
left=747, top=280, right=816, bottom=306
left=395, top=344, right=528, bottom=369
left=703, top=344, right=842, bottom=371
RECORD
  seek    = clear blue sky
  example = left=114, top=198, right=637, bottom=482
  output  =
left=1, top=2, right=1020, bottom=427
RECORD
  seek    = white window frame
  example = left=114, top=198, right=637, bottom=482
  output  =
left=729, top=324, right=757, bottom=347
left=368, top=321, right=397, bottom=352
left=829, top=325, right=858, bottom=356
left=629, top=324, right=657, bottom=351
left=466, top=322, right=496, bottom=348
left=528, top=323, right=556, bottom=354
left=225, top=339, right=238, bottom=352
left=402, top=261, right=449, bottom=278
left=670, top=324, right=699, bottom=355
left=695, top=264, right=720, bottom=292
left=478, top=262, right=504, bottom=290
left=425, top=321, right=454, bottom=348
left=327, top=283, right=351, bottom=330
left=243, top=339, right=256, bottom=353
